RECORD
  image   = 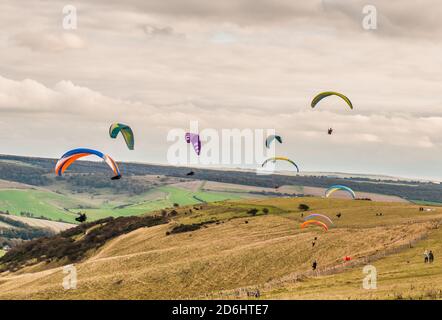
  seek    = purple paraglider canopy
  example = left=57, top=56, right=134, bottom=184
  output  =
left=185, top=132, right=201, bottom=156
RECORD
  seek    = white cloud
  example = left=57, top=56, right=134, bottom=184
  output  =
left=11, top=32, right=85, bottom=52
left=1, top=0, right=442, bottom=179
left=0, top=75, right=441, bottom=179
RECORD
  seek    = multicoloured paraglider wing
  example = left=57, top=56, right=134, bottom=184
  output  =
left=103, top=154, right=122, bottom=179
left=300, top=220, right=328, bottom=231
left=304, top=213, right=333, bottom=226
left=265, top=135, right=282, bottom=149
left=325, top=185, right=356, bottom=199
left=55, top=148, right=121, bottom=180
left=311, top=91, right=353, bottom=109
left=185, top=133, right=201, bottom=156
left=262, top=156, right=299, bottom=173
left=109, top=123, right=134, bottom=150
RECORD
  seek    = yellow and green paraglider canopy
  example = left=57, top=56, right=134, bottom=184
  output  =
left=109, top=123, right=134, bottom=150
left=262, top=156, right=299, bottom=172
left=311, top=91, right=353, bottom=110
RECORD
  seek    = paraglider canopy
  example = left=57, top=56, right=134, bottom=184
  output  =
left=311, top=91, right=353, bottom=110
left=265, top=135, right=282, bottom=149
left=262, top=157, right=299, bottom=173
left=55, top=148, right=121, bottom=180
left=109, top=123, right=134, bottom=150
left=304, top=213, right=333, bottom=226
left=185, top=133, right=201, bottom=156
left=300, top=220, right=328, bottom=232
left=325, top=185, right=356, bottom=199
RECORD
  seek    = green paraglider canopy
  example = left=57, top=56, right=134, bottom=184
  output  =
left=311, top=91, right=353, bottom=110
left=265, top=135, right=282, bottom=149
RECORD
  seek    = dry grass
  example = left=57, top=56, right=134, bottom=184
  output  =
left=0, top=197, right=441, bottom=299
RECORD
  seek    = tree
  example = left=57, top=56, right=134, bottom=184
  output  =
left=262, top=208, right=269, bottom=215
left=298, top=204, right=310, bottom=211
left=247, top=208, right=259, bottom=216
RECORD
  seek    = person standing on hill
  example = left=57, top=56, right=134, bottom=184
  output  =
left=312, top=260, right=317, bottom=271
left=429, top=250, right=434, bottom=263
left=424, top=249, right=429, bottom=263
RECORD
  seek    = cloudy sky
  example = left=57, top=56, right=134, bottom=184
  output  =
left=1, top=0, right=442, bottom=180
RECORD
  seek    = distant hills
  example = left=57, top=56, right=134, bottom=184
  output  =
left=0, top=153, right=442, bottom=204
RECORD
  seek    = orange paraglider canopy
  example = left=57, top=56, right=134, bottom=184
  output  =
left=300, top=220, right=328, bottom=231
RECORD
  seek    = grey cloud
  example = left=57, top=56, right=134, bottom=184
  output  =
left=1, top=1, right=442, bottom=179
left=140, top=24, right=186, bottom=39
left=33, top=0, right=442, bottom=39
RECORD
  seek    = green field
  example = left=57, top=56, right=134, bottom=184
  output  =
left=0, top=186, right=245, bottom=223
left=75, top=186, right=243, bottom=221
left=0, top=250, right=5, bottom=258
left=0, top=189, right=86, bottom=223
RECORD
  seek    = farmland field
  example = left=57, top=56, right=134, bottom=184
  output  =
left=0, top=189, right=87, bottom=223
left=0, top=184, right=248, bottom=223
left=2, top=214, right=75, bottom=232
left=74, top=186, right=243, bottom=221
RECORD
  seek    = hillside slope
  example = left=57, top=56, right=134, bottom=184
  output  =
left=0, top=198, right=441, bottom=299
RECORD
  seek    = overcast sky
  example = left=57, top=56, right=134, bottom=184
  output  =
left=1, top=0, right=442, bottom=180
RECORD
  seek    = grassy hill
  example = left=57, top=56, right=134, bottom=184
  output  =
left=0, top=189, right=88, bottom=223
left=0, top=184, right=245, bottom=223
left=1, top=197, right=441, bottom=299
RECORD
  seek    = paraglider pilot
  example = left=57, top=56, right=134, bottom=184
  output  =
left=75, top=213, right=87, bottom=223
left=312, top=260, right=317, bottom=271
